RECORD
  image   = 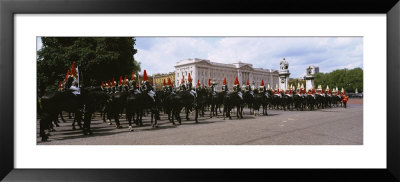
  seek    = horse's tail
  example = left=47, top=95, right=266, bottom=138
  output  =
left=38, top=97, right=42, bottom=110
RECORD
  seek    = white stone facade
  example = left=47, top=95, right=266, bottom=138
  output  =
left=174, top=58, right=279, bottom=90
left=304, top=65, right=316, bottom=91
left=278, top=58, right=290, bottom=90
left=305, top=76, right=314, bottom=91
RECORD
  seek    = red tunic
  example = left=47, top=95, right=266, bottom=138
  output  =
left=342, top=96, right=348, bottom=103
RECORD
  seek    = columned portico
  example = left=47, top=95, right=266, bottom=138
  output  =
left=175, top=58, right=279, bottom=90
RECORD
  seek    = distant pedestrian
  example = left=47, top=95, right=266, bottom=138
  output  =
left=342, top=94, right=348, bottom=108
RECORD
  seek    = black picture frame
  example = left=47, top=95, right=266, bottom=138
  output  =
left=1, top=0, right=399, bottom=181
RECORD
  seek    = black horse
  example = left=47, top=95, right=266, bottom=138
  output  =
left=195, top=86, right=209, bottom=118
left=293, top=90, right=305, bottom=111
left=81, top=86, right=110, bottom=134
left=40, top=90, right=82, bottom=139
left=253, top=87, right=269, bottom=116
left=106, top=86, right=129, bottom=128
left=39, top=84, right=108, bottom=141
left=135, top=82, right=160, bottom=127
left=209, top=84, right=226, bottom=118
left=305, top=94, right=316, bottom=110
left=167, top=83, right=198, bottom=124
left=223, top=85, right=244, bottom=120
left=242, top=85, right=255, bottom=115
left=126, top=81, right=142, bottom=131
left=271, top=92, right=282, bottom=110
left=281, top=92, right=294, bottom=111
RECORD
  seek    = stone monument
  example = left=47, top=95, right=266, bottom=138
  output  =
left=279, top=58, right=290, bottom=90
left=305, top=66, right=314, bottom=91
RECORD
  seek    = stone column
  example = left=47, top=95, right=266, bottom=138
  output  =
left=305, top=76, right=314, bottom=91
left=278, top=58, right=290, bottom=90
left=305, top=66, right=315, bottom=91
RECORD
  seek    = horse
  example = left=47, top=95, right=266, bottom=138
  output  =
left=195, top=86, right=209, bottom=118
left=305, top=94, right=316, bottom=110
left=293, top=91, right=305, bottom=111
left=209, top=84, right=226, bottom=118
left=223, top=85, right=244, bottom=120
left=80, top=86, right=111, bottom=134
left=281, top=92, right=293, bottom=111
left=135, top=82, right=160, bottom=128
left=126, top=82, right=145, bottom=131
left=39, top=78, right=83, bottom=141
left=271, top=92, right=282, bottom=110
left=167, top=83, right=198, bottom=125
left=39, top=85, right=108, bottom=141
left=332, top=94, right=342, bottom=107
left=105, top=86, right=129, bottom=128
left=242, top=85, right=255, bottom=115
left=253, top=87, right=269, bottom=116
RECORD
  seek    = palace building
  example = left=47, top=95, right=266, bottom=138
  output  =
left=153, top=72, right=175, bottom=90
left=174, top=58, right=279, bottom=90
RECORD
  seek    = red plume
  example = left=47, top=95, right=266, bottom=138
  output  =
left=188, top=73, right=192, bottom=83
left=58, top=81, right=62, bottom=89
left=196, top=79, right=200, bottom=87
left=112, top=77, right=115, bottom=86
left=167, top=77, right=172, bottom=85
left=261, top=80, right=264, bottom=86
left=246, top=79, right=249, bottom=85
left=119, top=76, right=123, bottom=85
left=150, top=80, right=153, bottom=86
left=142, top=70, right=148, bottom=81
left=234, top=76, right=239, bottom=86
left=124, top=75, right=128, bottom=84
left=181, top=75, right=185, bottom=84
left=163, top=79, right=166, bottom=86
left=70, top=61, right=77, bottom=77
left=101, top=81, right=104, bottom=87
left=64, top=70, right=70, bottom=82
left=108, top=80, right=111, bottom=87
left=208, top=79, right=211, bottom=86
left=223, top=78, right=227, bottom=85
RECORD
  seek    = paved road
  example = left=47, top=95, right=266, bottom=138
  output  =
left=37, top=103, right=363, bottom=145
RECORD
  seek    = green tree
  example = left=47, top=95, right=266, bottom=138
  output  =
left=37, top=37, right=140, bottom=97
left=314, top=68, right=363, bottom=93
left=289, top=78, right=306, bottom=88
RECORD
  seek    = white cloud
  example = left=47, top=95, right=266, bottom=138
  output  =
left=132, top=37, right=363, bottom=78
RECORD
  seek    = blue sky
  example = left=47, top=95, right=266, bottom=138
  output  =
left=37, top=37, right=363, bottom=78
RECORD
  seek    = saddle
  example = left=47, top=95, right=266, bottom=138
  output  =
left=134, top=89, right=142, bottom=94
left=237, top=92, right=243, bottom=99
left=148, top=90, right=156, bottom=97
left=190, top=90, right=196, bottom=97
left=147, top=90, right=156, bottom=102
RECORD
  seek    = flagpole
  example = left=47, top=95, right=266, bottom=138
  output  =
left=153, top=75, right=156, bottom=91
left=77, top=65, right=80, bottom=88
